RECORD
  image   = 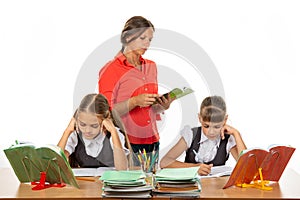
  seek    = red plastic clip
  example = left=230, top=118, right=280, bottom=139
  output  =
left=31, top=172, right=66, bottom=190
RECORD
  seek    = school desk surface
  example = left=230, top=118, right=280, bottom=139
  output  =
left=0, top=167, right=300, bottom=199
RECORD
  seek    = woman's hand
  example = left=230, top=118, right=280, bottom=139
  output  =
left=156, top=94, right=175, bottom=110
left=131, top=93, right=159, bottom=108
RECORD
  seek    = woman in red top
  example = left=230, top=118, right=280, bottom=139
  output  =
left=98, top=16, right=173, bottom=156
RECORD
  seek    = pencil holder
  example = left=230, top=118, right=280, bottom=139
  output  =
left=144, top=171, right=154, bottom=187
left=135, top=150, right=159, bottom=174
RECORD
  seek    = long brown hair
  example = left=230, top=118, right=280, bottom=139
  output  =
left=75, top=93, right=110, bottom=118
left=74, top=94, right=133, bottom=164
left=74, top=93, right=124, bottom=135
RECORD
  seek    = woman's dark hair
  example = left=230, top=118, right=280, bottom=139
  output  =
left=120, top=16, right=154, bottom=52
left=200, top=96, right=227, bottom=123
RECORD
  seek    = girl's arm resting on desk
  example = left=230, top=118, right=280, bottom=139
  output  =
left=161, top=159, right=212, bottom=176
left=57, top=117, right=75, bottom=157
left=160, top=137, right=187, bottom=169
left=160, top=137, right=212, bottom=175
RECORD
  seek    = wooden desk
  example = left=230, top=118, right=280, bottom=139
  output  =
left=1, top=168, right=300, bottom=199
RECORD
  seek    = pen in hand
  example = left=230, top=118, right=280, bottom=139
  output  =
left=193, top=149, right=200, bottom=162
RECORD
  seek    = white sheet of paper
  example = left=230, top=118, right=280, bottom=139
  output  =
left=72, top=167, right=115, bottom=177
left=199, top=165, right=233, bottom=179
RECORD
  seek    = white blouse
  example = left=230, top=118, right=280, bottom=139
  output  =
left=65, top=128, right=129, bottom=157
left=181, top=125, right=236, bottom=163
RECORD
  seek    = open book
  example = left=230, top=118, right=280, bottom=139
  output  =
left=199, top=165, right=233, bottom=179
left=223, top=145, right=295, bottom=189
left=4, top=142, right=79, bottom=189
left=154, top=87, right=194, bottom=104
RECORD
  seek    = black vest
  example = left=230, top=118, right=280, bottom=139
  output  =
left=69, top=132, right=114, bottom=168
left=184, top=127, right=230, bottom=166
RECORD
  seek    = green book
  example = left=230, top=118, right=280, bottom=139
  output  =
left=100, top=170, right=145, bottom=182
left=4, top=142, right=79, bottom=188
left=155, top=167, right=199, bottom=181
left=100, top=170, right=147, bottom=186
left=154, top=87, right=194, bottom=104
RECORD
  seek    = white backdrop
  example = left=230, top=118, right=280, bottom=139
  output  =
left=0, top=0, right=299, bottom=174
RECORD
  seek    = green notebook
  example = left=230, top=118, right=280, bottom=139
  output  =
left=4, top=142, right=79, bottom=188
left=155, top=167, right=199, bottom=181
left=100, top=170, right=147, bottom=186
left=154, top=87, right=194, bottom=104
left=100, top=170, right=145, bottom=182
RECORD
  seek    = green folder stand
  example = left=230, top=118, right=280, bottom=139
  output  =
left=4, top=144, right=79, bottom=190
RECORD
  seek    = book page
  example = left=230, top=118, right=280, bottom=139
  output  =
left=171, top=87, right=194, bottom=99
left=258, top=145, right=295, bottom=181
left=72, top=167, right=115, bottom=177
left=102, top=191, right=151, bottom=198
left=154, top=87, right=194, bottom=104
left=199, top=165, right=233, bottom=179
left=7, top=142, right=35, bottom=149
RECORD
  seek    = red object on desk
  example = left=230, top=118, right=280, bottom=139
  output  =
left=31, top=171, right=66, bottom=190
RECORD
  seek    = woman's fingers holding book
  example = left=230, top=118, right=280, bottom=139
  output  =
left=157, top=95, right=173, bottom=110
left=135, top=93, right=159, bottom=107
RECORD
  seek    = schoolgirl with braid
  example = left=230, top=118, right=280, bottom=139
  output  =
left=58, top=93, right=129, bottom=170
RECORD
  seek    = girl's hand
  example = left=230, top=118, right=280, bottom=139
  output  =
left=132, top=93, right=159, bottom=108
left=221, top=124, right=239, bottom=140
left=66, top=117, right=76, bottom=135
left=198, top=163, right=213, bottom=176
left=101, top=118, right=117, bottom=134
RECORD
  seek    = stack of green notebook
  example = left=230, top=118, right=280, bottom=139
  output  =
left=153, top=167, right=201, bottom=198
left=100, top=170, right=152, bottom=198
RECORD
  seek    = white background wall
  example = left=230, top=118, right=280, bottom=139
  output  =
left=1, top=0, right=299, bottom=174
